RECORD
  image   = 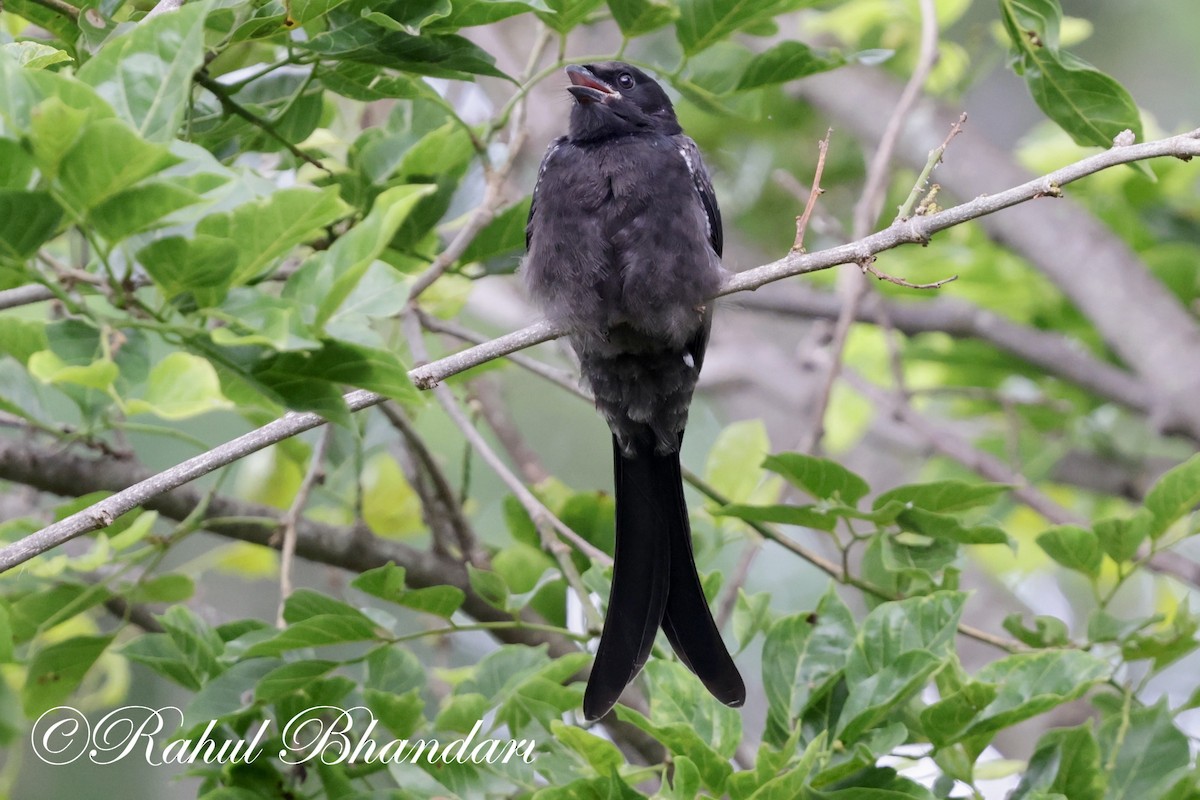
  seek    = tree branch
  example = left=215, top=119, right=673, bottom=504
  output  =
left=3, top=128, right=1199, bottom=573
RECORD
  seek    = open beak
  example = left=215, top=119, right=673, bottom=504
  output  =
left=566, top=65, right=618, bottom=105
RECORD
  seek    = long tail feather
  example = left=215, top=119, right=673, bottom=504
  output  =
left=659, top=453, right=746, bottom=707
left=583, top=436, right=745, bottom=720
left=582, top=437, right=672, bottom=720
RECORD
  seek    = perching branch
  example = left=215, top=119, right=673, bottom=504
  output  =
left=2, top=127, right=1199, bottom=573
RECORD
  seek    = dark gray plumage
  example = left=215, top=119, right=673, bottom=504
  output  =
left=523, top=62, right=746, bottom=720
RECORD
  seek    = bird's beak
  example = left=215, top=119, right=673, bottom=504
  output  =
left=566, top=65, right=618, bottom=105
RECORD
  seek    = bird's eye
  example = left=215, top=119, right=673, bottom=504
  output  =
left=617, top=73, right=635, bottom=89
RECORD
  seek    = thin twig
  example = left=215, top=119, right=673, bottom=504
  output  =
left=791, top=128, right=833, bottom=253
left=844, top=369, right=1083, bottom=526
left=898, top=113, right=969, bottom=220
left=403, top=313, right=607, bottom=631
left=194, top=73, right=330, bottom=174
left=276, top=426, right=333, bottom=627
left=714, top=540, right=761, bottom=631
left=4, top=128, right=1200, bottom=572
left=467, top=378, right=550, bottom=484
left=379, top=402, right=484, bottom=564
left=860, top=256, right=958, bottom=289
left=681, top=468, right=1022, bottom=652
left=406, top=29, right=551, bottom=303
left=800, top=0, right=942, bottom=456
left=28, top=0, right=79, bottom=20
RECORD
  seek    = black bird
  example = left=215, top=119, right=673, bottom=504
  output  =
left=523, top=62, right=746, bottom=720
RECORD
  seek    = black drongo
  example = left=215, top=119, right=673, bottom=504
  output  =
left=523, top=62, right=746, bottom=720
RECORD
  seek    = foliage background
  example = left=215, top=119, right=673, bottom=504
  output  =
left=1, top=0, right=1199, bottom=797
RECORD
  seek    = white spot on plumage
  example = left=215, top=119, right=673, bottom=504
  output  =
left=682, top=352, right=695, bottom=369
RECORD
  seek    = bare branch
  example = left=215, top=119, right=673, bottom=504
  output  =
left=0, top=284, right=55, bottom=311
left=3, top=128, right=1199, bottom=573
left=790, top=129, right=832, bottom=253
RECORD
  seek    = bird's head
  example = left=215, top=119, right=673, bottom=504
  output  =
left=565, top=62, right=682, bottom=141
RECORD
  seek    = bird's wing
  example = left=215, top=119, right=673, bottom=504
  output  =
left=676, top=135, right=723, bottom=258
left=526, top=136, right=568, bottom=250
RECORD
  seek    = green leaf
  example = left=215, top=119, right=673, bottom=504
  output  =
left=196, top=186, right=347, bottom=286
left=253, top=339, right=420, bottom=408
left=551, top=719, right=625, bottom=772
left=607, top=0, right=679, bottom=37
left=0, top=42, right=72, bottom=70
left=718, top=501, right=839, bottom=536
left=56, top=119, right=179, bottom=214
left=0, top=316, right=47, bottom=364
left=0, top=139, right=35, bottom=189
left=0, top=190, right=62, bottom=261
left=761, top=587, right=855, bottom=747
left=736, top=41, right=844, bottom=90
left=467, top=564, right=510, bottom=611
left=762, top=452, right=870, bottom=505
left=120, top=633, right=202, bottom=689
left=364, top=687, right=424, bottom=738
left=897, top=507, right=1014, bottom=548
left=439, top=0, right=552, bottom=27
left=1098, top=700, right=1190, bottom=800
left=458, top=198, right=532, bottom=265
left=183, top=658, right=282, bottom=727
left=874, top=480, right=1010, bottom=514
left=1010, top=724, right=1105, bottom=800
left=22, top=635, right=113, bottom=716
left=1000, top=0, right=1143, bottom=149
left=848, top=591, right=965, bottom=681
left=1143, top=453, right=1200, bottom=538
left=1036, top=524, right=1102, bottom=577
left=1002, top=614, right=1070, bottom=648
left=676, top=0, right=813, bottom=55
left=706, top=419, right=774, bottom=503
left=137, top=235, right=240, bottom=307
left=28, top=350, right=118, bottom=391
left=243, top=614, right=384, bottom=657
left=536, top=0, right=603, bottom=32
left=125, top=352, right=232, bottom=419
left=732, top=589, right=772, bottom=651
left=957, top=650, right=1109, bottom=741
left=255, top=659, right=338, bottom=702
left=287, top=184, right=435, bottom=329
left=365, top=646, right=425, bottom=694
left=353, top=563, right=466, bottom=618
left=837, top=649, right=943, bottom=743
left=76, top=3, right=208, bottom=142
left=125, top=573, right=194, bottom=604
left=302, top=27, right=508, bottom=81
left=89, top=181, right=204, bottom=242
left=1094, top=511, right=1151, bottom=562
